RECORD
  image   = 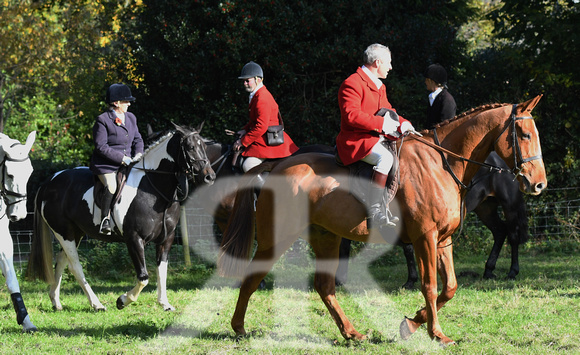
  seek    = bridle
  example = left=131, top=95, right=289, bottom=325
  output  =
left=410, top=103, right=542, bottom=190
left=135, top=130, right=210, bottom=203
left=0, top=151, right=30, bottom=217
left=493, top=104, right=543, bottom=178
left=178, top=130, right=210, bottom=180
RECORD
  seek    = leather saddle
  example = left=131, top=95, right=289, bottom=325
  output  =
left=93, top=165, right=131, bottom=210
left=335, top=140, right=400, bottom=206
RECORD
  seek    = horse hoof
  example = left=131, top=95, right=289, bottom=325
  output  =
left=399, top=317, right=419, bottom=340
left=116, top=297, right=125, bottom=310
left=164, top=305, right=175, bottom=312
left=436, top=336, right=456, bottom=347
left=23, top=326, right=38, bottom=333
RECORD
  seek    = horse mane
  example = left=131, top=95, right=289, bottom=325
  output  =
left=142, top=130, right=174, bottom=156
left=420, top=102, right=509, bottom=134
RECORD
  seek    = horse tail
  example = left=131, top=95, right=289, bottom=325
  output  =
left=217, top=163, right=276, bottom=278
left=26, top=185, right=55, bottom=284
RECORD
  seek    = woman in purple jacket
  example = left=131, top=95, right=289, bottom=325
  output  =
left=90, top=83, right=144, bottom=235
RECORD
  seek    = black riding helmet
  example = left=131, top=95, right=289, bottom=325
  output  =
left=424, top=64, right=447, bottom=86
left=238, top=61, right=264, bottom=79
left=106, top=83, right=136, bottom=103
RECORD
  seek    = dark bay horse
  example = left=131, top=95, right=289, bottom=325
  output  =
left=27, top=123, right=215, bottom=311
left=218, top=96, right=546, bottom=345
left=398, top=151, right=530, bottom=289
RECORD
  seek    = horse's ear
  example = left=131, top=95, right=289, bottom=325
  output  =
left=196, top=121, right=205, bottom=133
left=147, top=124, right=154, bottom=137
left=24, top=131, right=36, bottom=152
left=171, top=121, right=185, bottom=134
left=518, top=94, right=543, bottom=115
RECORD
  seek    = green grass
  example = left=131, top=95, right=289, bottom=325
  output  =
left=0, top=241, right=578, bottom=354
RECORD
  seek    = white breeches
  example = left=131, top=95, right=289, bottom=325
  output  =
left=242, top=156, right=265, bottom=173
left=361, top=140, right=394, bottom=175
left=98, top=173, right=117, bottom=194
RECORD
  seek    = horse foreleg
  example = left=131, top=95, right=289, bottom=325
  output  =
left=475, top=203, right=507, bottom=279
left=401, top=242, right=418, bottom=289
left=50, top=250, right=68, bottom=311
left=507, top=236, right=520, bottom=279
left=483, top=227, right=507, bottom=279
left=156, top=260, right=174, bottom=311
left=0, top=237, right=37, bottom=332
left=310, top=232, right=366, bottom=340
left=118, top=237, right=148, bottom=310
left=117, top=279, right=148, bottom=310
left=401, top=234, right=456, bottom=345
left=56, top=238, right=106, bottom=311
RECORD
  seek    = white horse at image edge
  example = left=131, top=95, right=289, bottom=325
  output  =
left=0, top=131, right=37, bottom=332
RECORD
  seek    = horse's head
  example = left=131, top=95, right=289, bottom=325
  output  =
left=494, top=95, right=547, bottom=195
left=173, top=122, right=216, bottom=186
left=0, top=131, right=35, bottom=221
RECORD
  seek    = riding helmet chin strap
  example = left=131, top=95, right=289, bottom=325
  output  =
left=11, top=292, right=28, bottom=325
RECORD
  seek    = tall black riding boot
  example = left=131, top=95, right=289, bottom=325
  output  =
left=99, top=190, right=114, bottom=235
left=367, top=171, right=396, bottom=229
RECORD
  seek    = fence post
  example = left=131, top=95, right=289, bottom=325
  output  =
left=180, top=206, right=191, bottom=267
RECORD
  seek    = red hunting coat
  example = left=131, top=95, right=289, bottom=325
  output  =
left=241, top=85, right=298, bottom=159
left=336, top=67, right=409, bottom=166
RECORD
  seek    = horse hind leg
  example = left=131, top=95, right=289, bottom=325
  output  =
left=49, top=250, right=68, bottom=311
left=309, top=230, right=366, bottom=340
left=56, top=238, right=106, bottom=311
left=401, top=242, right=418, bottom=289
left=231, top=237, right=297, bottom=337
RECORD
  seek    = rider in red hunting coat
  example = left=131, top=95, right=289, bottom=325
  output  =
left=233, top=61, right=298, bottom=172
left=336, top=44, right=414, bottom=228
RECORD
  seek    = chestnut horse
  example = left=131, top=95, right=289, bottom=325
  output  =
left=218, top=96, right=546, bottom=345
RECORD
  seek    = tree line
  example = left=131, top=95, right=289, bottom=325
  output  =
left=1, top=0, right=579, bottom=198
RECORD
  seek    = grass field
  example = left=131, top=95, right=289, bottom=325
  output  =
left=0, top=240, right=578, bottom=354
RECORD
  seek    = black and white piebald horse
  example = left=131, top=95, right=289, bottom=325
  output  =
left=27, top=123, right=215, bottom=311
left=0, top=131, right=37, bottom=332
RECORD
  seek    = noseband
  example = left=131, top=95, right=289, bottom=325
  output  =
left=493, top=104, right=543, bottom=177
